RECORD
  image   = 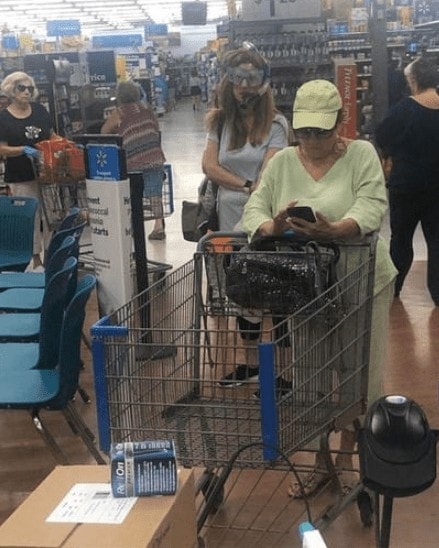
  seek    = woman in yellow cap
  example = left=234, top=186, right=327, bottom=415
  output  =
left=243, top=79, right=397, bottom=497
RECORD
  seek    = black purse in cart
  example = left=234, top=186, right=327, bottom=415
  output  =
left=225, top=235, right=340, bottom=315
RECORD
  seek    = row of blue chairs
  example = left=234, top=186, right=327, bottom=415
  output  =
left=0, top=206, right=105, bottom=464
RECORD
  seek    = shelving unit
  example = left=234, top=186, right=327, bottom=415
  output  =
left=222, top=17, right=439, bottom=134
left=328, top=27, right=439, bottom=136
left=224, top=18, right=332, bottom=122
left=23, top=54, right=75, bottom=137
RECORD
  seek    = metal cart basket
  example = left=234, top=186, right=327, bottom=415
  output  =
left=39, top=179, right=87, bottom=232
left=142, top=162, right=174, bottom=221
left=91, top=232, right=377, bottom=545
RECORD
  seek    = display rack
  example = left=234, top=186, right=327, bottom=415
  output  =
left=225, top=18, right=329, bottom=122
left=328, top=27, right=439, bottom=136
left=223, top=17, right=439, bottom=133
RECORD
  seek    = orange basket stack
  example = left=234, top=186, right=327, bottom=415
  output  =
left=36, top=138, right=86, bottom=184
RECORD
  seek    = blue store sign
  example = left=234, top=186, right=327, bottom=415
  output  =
left=86, top=51, right=117, bottom=85
left=86, top=144, right=123, bottom=181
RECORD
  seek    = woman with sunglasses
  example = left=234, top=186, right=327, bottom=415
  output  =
left=0, top=72, right=54, bottom=270
left=242, top=79, right=397, bottom=497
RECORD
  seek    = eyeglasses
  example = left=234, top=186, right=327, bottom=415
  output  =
left=227, top=67, right=264, bottom=87
left=16, top=84, right=35, bottom=95
left=294, top=127, right=335, bottom=140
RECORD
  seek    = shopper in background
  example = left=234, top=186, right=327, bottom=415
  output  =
left=203, top=43, right=289, bottom=383
left=0, top=91, right=10, bottom=189
left=189, top=68, right=202, bottom=111
left=387, top=55, right=408, bottom=108
left=101, top=80, right=167, bottom=240
left=0, top=90, right=10, bottom=110
left=375, top=56, right=439, bottom=304
left=243, top=79, right=397, bottom=496
left=0, top=71, right=54, bottom=270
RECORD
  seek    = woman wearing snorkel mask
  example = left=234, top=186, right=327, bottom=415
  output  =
left=203, top=44, right=289, bottom=234
left=0, top=71, right=54, bottom=271
left=202, top=45, right=289, bottom=380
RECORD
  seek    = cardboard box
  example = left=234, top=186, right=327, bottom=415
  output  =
left=0, top=465, right=197, bottom=548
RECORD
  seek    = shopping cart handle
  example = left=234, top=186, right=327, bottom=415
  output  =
left=91, top=316, right=129, bottom=337
left=196, top=231, right=248, bottom=253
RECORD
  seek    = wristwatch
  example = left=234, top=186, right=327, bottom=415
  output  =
left=244, top=180, right=253, bottom=188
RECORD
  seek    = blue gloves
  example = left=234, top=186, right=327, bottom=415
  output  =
left=22, top=146, right=39, bottom=159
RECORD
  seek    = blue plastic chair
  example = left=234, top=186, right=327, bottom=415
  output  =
left=0, top=235, right=77, bottom=312
left=0, top=217, right=85, bottom=290
left=0, top=196, right=38, bottom=272
left=0, top=274, right=105, bottom=464
left=0, top=267, right=87, bottom=371
left=0, top=256, right=77, bottom=342
left=56, top=206, right=81, bottom=231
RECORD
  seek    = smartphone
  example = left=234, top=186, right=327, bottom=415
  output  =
left=286, top=206, right=317, bottom=223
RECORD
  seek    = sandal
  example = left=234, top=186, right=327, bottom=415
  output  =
left=148, top=229, right=166, bottom=240
left=337, top=470, right=359, bottom=495
left=288, top=468, right=332, bottom=499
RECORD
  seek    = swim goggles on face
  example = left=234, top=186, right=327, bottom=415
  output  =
left=294, top=127, right=335, bottom=140
left=227, top=66, right=265, bottom=87
left=15, top=84, right=35, bottom=95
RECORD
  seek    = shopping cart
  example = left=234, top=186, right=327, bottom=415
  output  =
left=39, top=179, right=87, bottom=232
left=36, top=138, right=87, bottom=231
left=91, top=232, right=377, bottom=547
left=142, top=162, right=174, bottom=221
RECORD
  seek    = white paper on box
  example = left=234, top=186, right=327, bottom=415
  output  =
left=46, top=483, right=137, bottom=524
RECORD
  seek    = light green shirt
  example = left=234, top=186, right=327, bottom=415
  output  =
left=243, top=140, right=397, bottom=294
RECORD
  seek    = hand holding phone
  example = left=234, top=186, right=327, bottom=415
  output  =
left=286, top=206, right=317, bottom=223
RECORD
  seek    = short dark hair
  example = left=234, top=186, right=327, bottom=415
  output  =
left=404, top=57, right=439, bottom=91
left=116, top=81, right=141, bottom=104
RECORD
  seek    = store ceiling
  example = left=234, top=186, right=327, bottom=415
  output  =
left=0, top=0, right=241, bottom=36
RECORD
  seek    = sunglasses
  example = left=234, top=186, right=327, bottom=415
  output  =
left=16, top=84, right=35, bottom=95
left=294, top=127, right=335, bottom=140
left=227, top=67, right=264, bottom=87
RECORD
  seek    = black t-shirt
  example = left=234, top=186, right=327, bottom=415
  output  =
left=0, top=102, right=52, bottom=182
left=375, top=97, right=439, bottom=192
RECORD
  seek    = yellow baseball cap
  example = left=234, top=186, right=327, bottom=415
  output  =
left=292, top=80, right=342, bottom=130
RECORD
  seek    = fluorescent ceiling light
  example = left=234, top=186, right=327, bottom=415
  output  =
left=0, top=0, right=241, bottom=35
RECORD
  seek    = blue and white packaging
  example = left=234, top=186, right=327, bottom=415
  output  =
left=110, top=440, right=177, bottom=498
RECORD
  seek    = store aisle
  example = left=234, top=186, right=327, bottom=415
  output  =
left=0, top=98, right=438, bottom=548
left=143, top=98, right=207, bottom=268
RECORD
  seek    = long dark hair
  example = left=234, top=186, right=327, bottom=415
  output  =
left=205, top=48, right=277, bottom=149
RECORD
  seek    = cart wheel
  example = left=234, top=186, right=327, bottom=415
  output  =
left=201, top=472, right=224, bottom=514
left=357, top=490, right=373, bottom=527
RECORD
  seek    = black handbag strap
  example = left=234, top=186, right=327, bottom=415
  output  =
left=250, top=234, right=339, bottom=256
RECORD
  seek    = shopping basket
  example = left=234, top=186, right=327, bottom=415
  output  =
left=34, top=138, right=86, bottom=233
left=36, top=137, right=86, bottom=185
